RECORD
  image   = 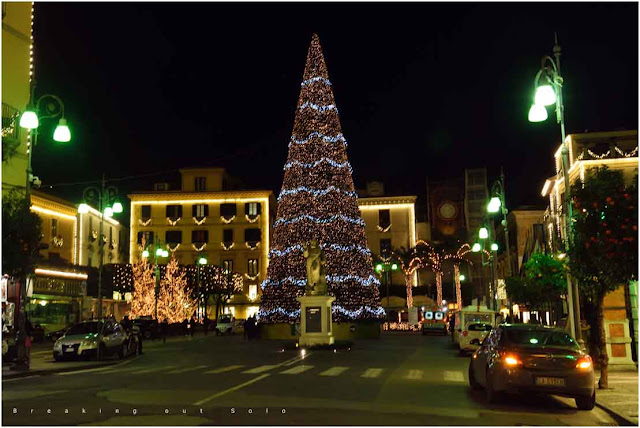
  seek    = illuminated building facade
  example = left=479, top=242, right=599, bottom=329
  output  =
left=1, top=2, right=32, bottom=193
left=541, top=129, right=638, bottom=368
left=128, top=168, right=274, bottom=320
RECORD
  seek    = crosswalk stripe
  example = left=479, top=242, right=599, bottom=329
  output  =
left=319, top=366, right=349, bottom=377
left=205, top=365, right=245, bottom=374
left=130, top=365, right=176, bottom=374
left=99, top=366, right=144, bottom=374
left=361, top=368, right=383, bottom=378
left=405, top=370, right=424, bottom=380
left=280, top=365, right=314, bottom=375
left=443, top=370, right=465, bottom=383
left=242, top=365, right=277, bottom=374
left=167, top=365, right=208, bottom=374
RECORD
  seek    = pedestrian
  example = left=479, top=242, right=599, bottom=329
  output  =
left=182, top=318, right=188, bottom=336
left=248, top=316, right=257, bottom=341
left=189, top=316, right=195, bottom=337
left=25, top=315, right=33, bottom=364
left=203, top=316, right=209, bottom=335
left=243, top=318, right=250, bottom=341
left=161, top=318, right=169, bottom=344
left=449, top=314, right=456, bottom=342
left=121, top=315, right=132, bottom=334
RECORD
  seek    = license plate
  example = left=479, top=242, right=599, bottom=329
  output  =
left=64, top=347, right=75, bottom=353
left=536, top=377, right=565, bottom=386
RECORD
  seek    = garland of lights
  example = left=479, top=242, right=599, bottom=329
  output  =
left=245, top=214, right=260, bottom=223
left=245, top=241, right=260, bottom=250
left=169, top=244, right=180, bottom=252
left=454, top=264, right=462, bottom=310
left=289, top=132, right=347, bottom=148
left=278, top=186, right=358, bottom=201
left=377, top=224, right=392, bottom=233
left=166, top=217, right=181, bottom=226
left=192, top=243, right=206, bottom=252
left=259, top=34, right=383, bottom=323
left=221, top=242, right=235, bottom=251
left=221, top=215, right=235, bottom=224
left=615, top=146, right=639, bottom=157
left=193, top=216, right=207, bottom=225
left=139, top=218, right=152, bottom=226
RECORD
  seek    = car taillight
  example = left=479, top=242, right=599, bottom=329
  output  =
left=503, top=353, right=522, bottom=367
left=576, top=355, right=593, bottom=370
left=462, top=331, right=468, bottom=337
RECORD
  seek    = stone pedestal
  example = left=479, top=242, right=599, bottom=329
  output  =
left=296, top=295, right=335, bottom=347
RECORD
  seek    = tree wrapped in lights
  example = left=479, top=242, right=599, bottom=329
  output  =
left=392, top=243, right=431, bottom=309
left=259, top=34, right=384, bottom=323
left=130, top=243, right=156, bottom=318
left=158, top=256, right=197, bottom=323
left=444, top=243, right=473, bottom=310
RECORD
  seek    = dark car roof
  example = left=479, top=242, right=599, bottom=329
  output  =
left=500, top=323, right=563, bottom=332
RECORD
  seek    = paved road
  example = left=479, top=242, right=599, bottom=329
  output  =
left=2, top=333, right=618, bottom=425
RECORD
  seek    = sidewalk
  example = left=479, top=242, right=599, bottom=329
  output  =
left=595, top=369, right=638, bottom=425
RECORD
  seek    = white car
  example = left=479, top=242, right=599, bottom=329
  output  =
left=53, top=320, right=134, bottom=361
left=458, top=322, right=493, bottom=354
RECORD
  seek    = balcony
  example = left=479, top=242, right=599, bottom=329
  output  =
left=2, top=103, right=21, bottom=161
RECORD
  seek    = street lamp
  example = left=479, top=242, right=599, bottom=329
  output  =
left=141, top=240, right=170, bottom=320
left=488, top=170, right=513, bottom=278
left=196, top=257, right=207, bottom=322
left=79, top=175, right=123, bottom=360
left=527, top=34, right=583, bottom=346
left=13, top=91, right=72, bottom=371
left=375, top=259, right=398, bottom=311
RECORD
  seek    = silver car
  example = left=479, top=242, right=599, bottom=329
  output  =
left=53, top=320, right=131, bottom=361
left=468, top=324, right=595, bottom=410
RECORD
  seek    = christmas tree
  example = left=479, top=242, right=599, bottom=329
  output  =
left=158, top=256, right=197, bottom=323
left=130, top=239, right=156, bottom=318
left=259, top=34, right=384, bottom=323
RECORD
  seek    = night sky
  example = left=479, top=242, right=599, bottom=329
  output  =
left=31, top=2, right=638, bottom=223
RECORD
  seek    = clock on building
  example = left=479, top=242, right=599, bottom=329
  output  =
left=438, top=202, right=457, bottom=220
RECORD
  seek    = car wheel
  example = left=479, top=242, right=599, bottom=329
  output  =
left=485, top=371, right=500, bottom=404
left=118, top=343, right=127, bottom=359
left=54, top=354, right=63, bottom=362
left=468, top=364, right=482, bottom=390
left=575, top=392, right=595, bottom=410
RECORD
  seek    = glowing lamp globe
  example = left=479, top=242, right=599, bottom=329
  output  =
left=479, top=227, right=489, bottom=239
left=459, top=274, right=466, bottom=281
left=112, top=202, right=123, bottom=213
left=487, top=197, right=501, bottom=213
left=198, top=257, right=208, bottom=265
left=375, top=264, right=383, bottom=273
left=162, top=250, right=169, bottom=257
left=391, top=263, right=398, bottom=271
left=534, top=84, right=556, bottom=107
left=78, top=203, right=90, bottom=214
left=528, top=104, right=548, bottom=123
left=53, top=118, right=71, bottom=142
left=491, top=243, right=499, bottom=251
left=19, top=110, right=39, bottom=129
left=472, top=243, right=481, bottom=253
left=103, top=207, right=114, bottom=218
left=142, top=250, right=149, bottom=258
left=156, top=248, right=164, bottom=256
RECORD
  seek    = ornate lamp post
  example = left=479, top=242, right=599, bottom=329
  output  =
left=78, top=175, right=123, bottom=359
left=13, top=90, right=71, bottom=370
left=197, top=256, right=208, bottom=321
left=375, top=260, right=398, bottom=312
left=527, top=34, right=583, bottom=346
left=141, top=241, right=169, bottom=320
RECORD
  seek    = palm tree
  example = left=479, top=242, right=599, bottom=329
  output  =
left=391, top=244, right=430, bottom=309
left=444, top=243, right=474, bottom=310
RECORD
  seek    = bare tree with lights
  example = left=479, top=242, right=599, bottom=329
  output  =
left=130, top=238, right=156, bottom=319
left=158, top=256, right=197, bottom=323
left=259, top=34, right=384, bottom=323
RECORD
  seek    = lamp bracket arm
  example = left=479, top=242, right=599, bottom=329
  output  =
left=35, top=94, right=66, bottom=119
left=82, top=186, right=101, bottom=205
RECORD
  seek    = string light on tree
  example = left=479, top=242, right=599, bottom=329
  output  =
left=259, top=34, right=383, bottom=323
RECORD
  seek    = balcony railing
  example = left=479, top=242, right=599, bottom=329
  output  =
left=2, top=103, right=21, bottom=141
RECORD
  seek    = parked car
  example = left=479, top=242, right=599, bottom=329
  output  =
left=215, top=315, right=235, bottom=335
left=458, top=322, right=493, bottom=355
left=46, top=326, right=72, bottom=343
left=468, top=323, right=595, bottom=410
left=133, top=317, right=158, bottom=340
left=53, top=320, right=136, bottom=361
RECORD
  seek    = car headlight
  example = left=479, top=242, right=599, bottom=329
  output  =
left=81, top=339, right=97, bottom=348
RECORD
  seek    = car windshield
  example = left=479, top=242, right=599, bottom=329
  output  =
left=465, top=314, right=492, bottom=325
left=66, top=322, right=100, bottom=335
left=468, top=323, right=492, bottom=332
left=219, top=316, right=231, bottom=323
left=504, top=329, right=579, bottom=349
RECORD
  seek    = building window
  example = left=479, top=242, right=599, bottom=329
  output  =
left=192, top=204, right=208, bottom=218
left=245, top=202, right=261, bottom=217
left=248, top=285, right=258, bottom=300
left=141, top=205, right=151, bottom=221
left=166, top=205, right=182, bottom=219
left=223, top=229, right=233, bottom=244
left=195, top=177, right=206, bottom=192
left=166, top=231, right=182, bottom=244
left=191, top=230, right=209, bottom=244
left=380, top=238, right=392, bottom=256
left=51, top=218, right=58, bottom=238
left=248, top=259, right=258, bottom=276
left=220, top=203, right=237, bottom=220
left=379, top=209, right=391, bottom=229
left=244, top=228, right=261, bottom=244
left=137, top=231, right=154, bottom=245
left=223, top=260, right=234, bottom=274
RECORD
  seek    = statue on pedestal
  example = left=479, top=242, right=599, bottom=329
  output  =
left=303, top=239, right=327, bottom=296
